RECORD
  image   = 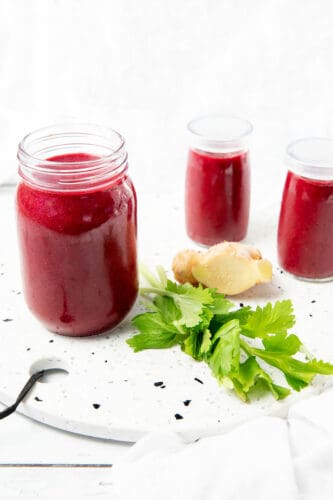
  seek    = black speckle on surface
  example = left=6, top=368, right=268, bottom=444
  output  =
left=280, top=270, right=284, bottom=274
left=174, top=413, right=183, bottom=420
left=2, top=318, right=13, bottom=322
left=104, top=360, right=108, bottom=363
left=239, top=303, right=244, bottom=308
left=49, top=339, right=54, bottom=343
left=123, top=379, right=128, bottom=382
left=194, top=377, right=204, bottom=384
left=160, top=385, right=166, bottom=389
left=311, top=300, right=316, bottom=304
left=34, top=397, right=43, bottom=402
left=154, top=381, right=163, bottom=387
left=93, top=404, right=100, bottom=409
left=16, top=291, right=22, bottom=295
left=183, top=400, right=191, bottom=406
left=309, top=314, right=313, bottom=317
left=91, top=352, right=95, bottom=355
left=26, top=347, right=31, bottom=351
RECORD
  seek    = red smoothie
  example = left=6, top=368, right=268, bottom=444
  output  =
left=185, top=149, right=250, bottom=245
left=17, top=152, right=138, bottom=336
left=278, top=171, right=333, bottom=279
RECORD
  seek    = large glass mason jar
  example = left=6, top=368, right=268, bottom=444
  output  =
left=16, top=124, right=138, bottom=336
left=278, top=138, right=333, bottom=281
left=185, top=114, right=252, bottom=246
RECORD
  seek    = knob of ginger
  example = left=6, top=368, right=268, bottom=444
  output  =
left=172, top=242, right=272, bottom=295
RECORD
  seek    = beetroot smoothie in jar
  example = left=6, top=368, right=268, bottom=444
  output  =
left=278, top=138, right=333, bottom=280
left=16, top=124, right=138, bottom=336
left=185, top=115, right=252, bottom=246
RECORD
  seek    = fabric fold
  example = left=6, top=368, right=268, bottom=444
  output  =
left=112, top=416, right=298, bottom=500
left=111, top=388, right=333, bottom=499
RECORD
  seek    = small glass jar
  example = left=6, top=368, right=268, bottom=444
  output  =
left=185, top=114, right=252, bottom=246
left=16, top=123, right=138, bottom=336
left=278, top=138, right=333, bottom=281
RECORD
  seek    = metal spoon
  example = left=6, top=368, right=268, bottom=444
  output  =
left=0, top=368, right=65, bottom=420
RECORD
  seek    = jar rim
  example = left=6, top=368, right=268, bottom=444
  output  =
left=187, top=114, right=253, bottom=152
left=286, top=137, right=333, bottom=180
left=17, top=123, right=128, bottom=192
left=188, top=114, right=253, bottom=140
left=18, top=123, right=125, bottom=167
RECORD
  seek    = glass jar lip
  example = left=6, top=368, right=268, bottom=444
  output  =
left=286, top=137, right=333, bottom=180
left=188, top=113, right=253, bottom=140
left=187, top=114, right=253, bottom=153
left=17, top=122, right=126, bottom=169
left=17, top=123, right=129, bottom=192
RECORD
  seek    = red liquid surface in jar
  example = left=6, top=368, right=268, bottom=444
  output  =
left=278, top=171, right=333, bottom=279
left=16, top=153, right=138, bottom=336
left=185, top=149, right=250, bottom=245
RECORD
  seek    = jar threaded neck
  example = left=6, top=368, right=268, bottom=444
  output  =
left=18, top=123, right=128, bottom=192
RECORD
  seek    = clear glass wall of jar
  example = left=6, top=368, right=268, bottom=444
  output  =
left=17, top=123, right=138, bottom=336
left=278, top=138, right=333, bottom=281
left=185, top=114, right=253, bottom=246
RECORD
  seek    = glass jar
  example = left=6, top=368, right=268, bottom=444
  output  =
left=185, top=114, right=252, bottom=246
left=16, top=123, right=138, bottom=336
left=278, top=138, right=333, bottom=281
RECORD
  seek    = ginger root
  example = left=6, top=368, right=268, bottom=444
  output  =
left=172, top=242, right=272, bottom=295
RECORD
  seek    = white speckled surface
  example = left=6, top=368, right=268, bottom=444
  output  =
left=0, top=188, right=332, bottom=443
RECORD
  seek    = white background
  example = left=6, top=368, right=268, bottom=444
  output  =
left=1, top=1, right=333, bottom=498
left=1, top=0, right=333, bottom=203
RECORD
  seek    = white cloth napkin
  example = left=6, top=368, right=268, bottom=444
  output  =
left=111, top=387, right=333, bottom=500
